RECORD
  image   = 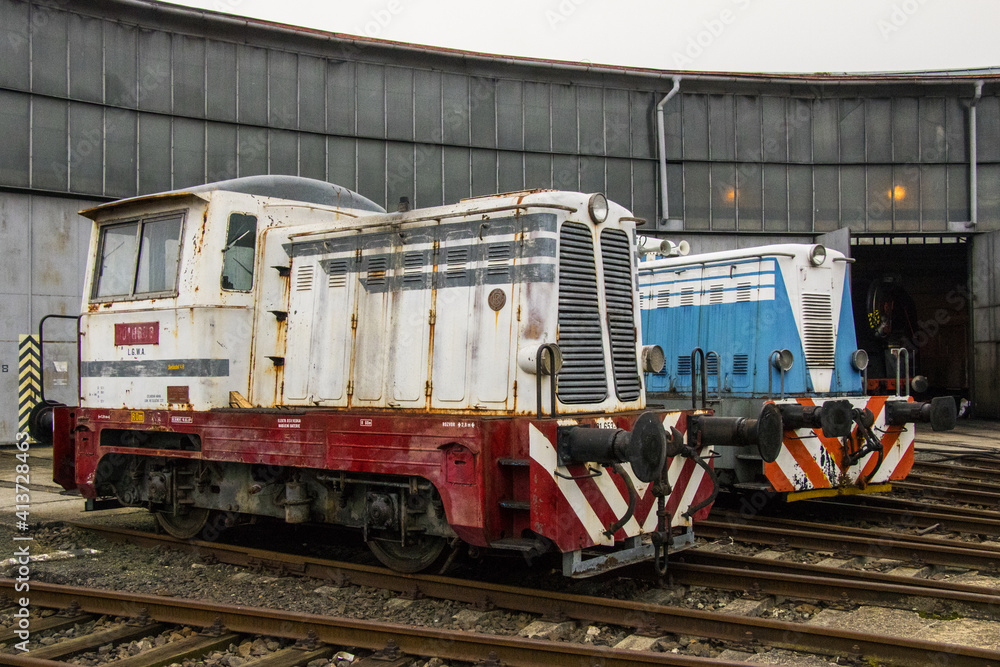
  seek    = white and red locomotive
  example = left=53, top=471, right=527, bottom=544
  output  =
left=42, top=176, right=778, bottom=575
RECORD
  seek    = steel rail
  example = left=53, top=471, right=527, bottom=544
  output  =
left=829, top=494, right=1000, bottom=521
left=0, top=580, right=743, bottom=667
left=696, top=520, right=1000, bottom=571
left=710, top=511, right=1000, bottom=554
left=892, top=480, right=1000, bottom=507
left=792, top=498, right=1000, bottom=537
left=53, top=523, right=1000, bottom=666
left=912, top=460, right=1000, bottom=483
left=678, top=550, right=1000, bottom=597
left=666, top=562, right=1000, bottom=618
left=905, top=471, right=1000, bottom=493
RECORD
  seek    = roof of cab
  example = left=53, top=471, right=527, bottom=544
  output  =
left=80, top=175, right=386, bottom=220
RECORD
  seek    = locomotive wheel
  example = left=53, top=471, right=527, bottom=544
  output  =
left=367, top=535, right=449, bottom=573
left=155, top=507, right=211, bottom=539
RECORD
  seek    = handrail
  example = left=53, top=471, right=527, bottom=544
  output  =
left=690, top=347, right=707, bottom=409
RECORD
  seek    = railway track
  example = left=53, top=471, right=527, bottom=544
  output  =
left=24, top=521, right=1000, bottom=666
left=2, top=579, right=737, bottom=667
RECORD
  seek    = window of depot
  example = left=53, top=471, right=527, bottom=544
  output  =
left=221, top=213, right=257, bottom=292
left=92, top=213, right=183, bottom=301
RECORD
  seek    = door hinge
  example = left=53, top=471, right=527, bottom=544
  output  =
left=428, top=309, right=436, bottom=325
left=351, top=313, right=358, bottom=330
left=347, top=380, right=354, bottom=396
left=425, top=380, right=433, bottom=396
left=512, top=380, right=517, bottom=399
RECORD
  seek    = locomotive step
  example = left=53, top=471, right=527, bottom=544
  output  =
left=489, top=538, right=544, bottom=552
left=499, top=500, right=530, bottom=510
left=732, top=482, right=775, bottom=492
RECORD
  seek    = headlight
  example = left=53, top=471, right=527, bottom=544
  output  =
left=588, top=193, right=609, bottom=224
left=851, top=349, right=869, bottom=371
left=772, top=349, right=794, bottom=372
left=641, top=345, right=666, bottom=373
left=809, top=244, right=827, bottom=266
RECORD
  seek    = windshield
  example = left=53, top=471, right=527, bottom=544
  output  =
left=92, top=214, right=183, bottom=300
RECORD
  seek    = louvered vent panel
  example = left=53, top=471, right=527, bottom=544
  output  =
left=402, top=251, right=424, bottom=285
left=801, top=292, right=836, bottom=369
left=733, top=354, right=749, bottom=375
left=487, top=242, right=513, bottom=278
left=655, top=289, right=670, bottom=308
left=681, top=287, right=695, bottom=306
left=327, top=259, right=348, bottom=289
left=367, top=256, right=388, bottom=287
left=295, top=266, right=314, bottom=291
left=677, top=355, right=692, bottom=375
left=708, top=284, right=724, bottom=304
left=556, top=222, right=607, bottom=403
left=600, top=229, right=641, bottom=401
left=737, top=282, right=752, bottom=302
left=445, top=247, right=469, bottom=281
left=705, top=355, right=719, bottom=376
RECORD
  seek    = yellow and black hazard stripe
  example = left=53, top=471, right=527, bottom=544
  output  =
left=18, top=335, right=41, bottom=437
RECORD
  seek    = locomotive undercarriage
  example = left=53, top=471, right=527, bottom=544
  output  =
left=93, top=452, right=457, bottom=571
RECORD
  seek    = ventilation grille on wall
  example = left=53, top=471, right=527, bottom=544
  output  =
left=295, top=266, right=314, bottom=291
left=327, top=259, right=348, bottom=289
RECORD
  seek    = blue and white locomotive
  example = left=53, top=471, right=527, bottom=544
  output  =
left=637, top=242, right=956, bottom=500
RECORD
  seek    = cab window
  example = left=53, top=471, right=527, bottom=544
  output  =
left=221, top=213, right=257, bottom=292
left=92, top=214, right=182, bottom=300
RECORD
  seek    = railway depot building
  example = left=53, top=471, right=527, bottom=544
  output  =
left=1, top=0, right=999, bottom=442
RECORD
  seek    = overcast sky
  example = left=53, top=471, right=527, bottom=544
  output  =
left=166, top=0, right=1000, bottom=74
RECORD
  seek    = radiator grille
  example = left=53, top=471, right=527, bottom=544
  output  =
left=600, top=229, right=641, bottom=401
left=366, top=256, right=388, bottom=287
left=801, top=292, right=836, bottom=369
left=556, top=222, right=607, bottom=403
left=733, top=353, right=749, bottom=375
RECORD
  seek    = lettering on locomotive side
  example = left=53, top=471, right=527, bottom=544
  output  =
left=360, top=419, right=373, bottom=427
left=170, top=415, right=194, bottom=424
left=129, top=411, right=145, bottom=423
left=277, top=418, right=301, bottom=429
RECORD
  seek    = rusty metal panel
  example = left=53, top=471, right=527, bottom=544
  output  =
left=206, top=122, right=238, bottom=183
left=173, top=34, right=206, bottom=117
left=206, top=40, right=237, bottom=122
left=31, top=4, right=67, bottom=96
left=0, top=0, right=29, bottom=90
left=237, top=45, right=268, bottom=125
left=389, top=232, right=433, bottom=406
left=469, top=77, right=495, bottom=148
left=138, top=114, right=171, bottom=194
left=68, top=13, right=103, bottom=103
left=69, top=103, right=104, bottom=194
left=357, top=62, right=385, bottom=138
left=31, top=97, right=68, bottom=192
left=0, top=90, right=29, bottom=188
left=173, top=117, right=206, bottom=188
left=138, top=29, right=171, bottom=113
left=105, top=21, right=137, bottom=108
left=106, top=108, right=138, bottom=198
